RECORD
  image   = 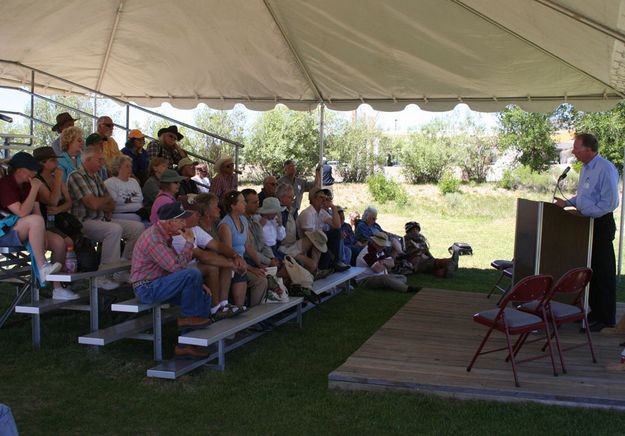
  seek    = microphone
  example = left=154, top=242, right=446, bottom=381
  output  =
left=0, top=114, right=13, bottom=123
left=557, top=166, right=571, bottom=182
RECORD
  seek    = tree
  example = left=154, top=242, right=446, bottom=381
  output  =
left=325, top=117, right=383, bottom=182
left=189, top=105, right=247, bottom=165
left=572, top=101, right=625, bottom=173
left=450, top=115, right=496, bottom=182
left=497, top=105, right=558, bottom=172
left=245, top=105, right=319, bottom=177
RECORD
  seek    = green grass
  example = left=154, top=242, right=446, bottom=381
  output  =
left=2, top=183, right=625, bottom=434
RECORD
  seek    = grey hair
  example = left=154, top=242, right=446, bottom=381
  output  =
left=276, top=182, right=294, bottom=198
left=82, top=145, right=102, bottom=160
left=362, top=206, right=378, bottom=222
left=111, top=155, right=132, bottom=177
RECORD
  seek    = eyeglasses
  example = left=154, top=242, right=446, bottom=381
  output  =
left=100, top=123, right=114, bottom=128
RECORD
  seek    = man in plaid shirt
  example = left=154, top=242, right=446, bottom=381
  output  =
left=146, top=125, right=187, bottom=168
left=131, top=201, right=212, bottom=358
left=67, top=146, right=144, bottom=290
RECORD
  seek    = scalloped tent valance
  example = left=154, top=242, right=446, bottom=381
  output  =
left=1, top=0, right=624, bottom=112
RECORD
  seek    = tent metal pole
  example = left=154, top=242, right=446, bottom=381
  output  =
left=618, top=154, right=625, bottom=276
left=319, top=103, right=325, bottom=188
left=29, top=71, right=34, bottom=145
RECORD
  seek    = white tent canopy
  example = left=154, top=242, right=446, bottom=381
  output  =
left=1, top=0, right=624, bottom=112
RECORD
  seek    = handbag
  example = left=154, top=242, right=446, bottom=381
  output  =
left=284, top=255, right=314, bottom=289
left=54, top=212, right=83, bottom=239
left=265, top=275, right=289, bottom=304
left=448, top=242, right=473, bottom=256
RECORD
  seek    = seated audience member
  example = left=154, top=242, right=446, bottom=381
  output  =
left=192, top=163, right=211, bottom=193
left=34, top=147, right=77, bottom=295
left=57, top=125, right=84, bottom=181
left=258, top=175, right=278, bottom=206
left=96, top=116, right=121, bottom=170
left=277, top=159, right=321, bottom=213
left=177, top=157, right=200, bottom=198
left=209, top=156, right=238, bottom=198
left=150, top=169, right=185, bottom=225
left=67, top=146, right=144, bottom=290
left=355, top=231, right=420, bottom=293
left=276, top=183, right=320, bottom=272
left=146, top=125, right=187, bottom=168
left=130, top=201, right=212, bottom=358
left=404, top=221, right=459, bottom=278
left=297, top=187, right=349, bottom=273
left=104, top=155, right=145, bottom=222
left=121, top=129, right=149, bottom=184
left=142, top=157, right=169, bottom=212
left=242, top=189, right=278, bottom=267
left=51, top=112, right=78, bottom=155
left=258, top=197, right=286, bottom=257
left=173, top=193, right=248, bottom=320
left=349, top=211, right=360, bottom=231
left=356, top=206, right=404, bottom=258
left=83, top=134, right=110, bottom=180
left=218, top=190, right=268, bottom=308
left=338, top=206, right=365, bottom=265
left=0, top=153, right=64, bottom=291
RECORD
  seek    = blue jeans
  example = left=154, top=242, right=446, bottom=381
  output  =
left=0, top=404, right=18, bottom=436
left=134, top=268, right=211, bottom=318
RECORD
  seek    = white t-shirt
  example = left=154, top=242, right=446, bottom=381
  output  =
left=172, top=225, right=213, bottom=254
left=259, top=216, right=286, bottom=246
left=296, top=205, right=331, bottom=238
left=191, top=175, right=211, bottom=193
left=103, top=177, right=143, bottom=213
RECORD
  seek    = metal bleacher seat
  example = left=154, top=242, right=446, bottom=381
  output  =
left=0, top=244, right=33, bottom=328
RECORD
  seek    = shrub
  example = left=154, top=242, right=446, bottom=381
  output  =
left=366, top=173, right=408, bottom=205
left=438, top=173, right=461, bottom=195
left=498, top=166, right=578, bottom=193
left=400, top=125, right=450, bottom=183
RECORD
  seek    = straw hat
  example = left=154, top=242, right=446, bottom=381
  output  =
left=371, top=231, right=391, bottom=247
left=305, top=230, right=328, bottom=253
left=214, top=156, right=234, bottom=172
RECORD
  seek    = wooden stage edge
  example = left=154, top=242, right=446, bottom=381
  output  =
left=328, top=288, right=625, bottom=411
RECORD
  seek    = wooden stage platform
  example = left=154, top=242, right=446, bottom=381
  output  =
left=329, top=289, right=625, bottom=410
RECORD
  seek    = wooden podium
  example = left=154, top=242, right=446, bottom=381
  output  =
left=513, top=199, right=593, bottom=285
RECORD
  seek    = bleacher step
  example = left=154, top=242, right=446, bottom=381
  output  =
left=15, top=297, right=89, bottom=315
left=311, top=267, right=365, bottom=295
left=78, top=309, right=177, bottom=346
left=112, top=298, right=170, bottom=313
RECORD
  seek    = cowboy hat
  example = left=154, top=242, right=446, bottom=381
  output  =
left=157, top=125, right=184, bottom=141
left=51, top=112, right=79, bottom=132
left=33, top=146, right=59, bottom=162
left=214, top=156, right=234, bottom=172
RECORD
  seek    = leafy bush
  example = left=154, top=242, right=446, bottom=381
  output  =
left=498, top=166, right=578, bottom=193
left=438, top=173, right=461, bottom=195
left=401, top=122, right=450, bottom=183
left=366, top=173, right=408, bottom=205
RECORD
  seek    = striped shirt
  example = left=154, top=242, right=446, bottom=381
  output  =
left=209, top=173, right=238, bottom=198
left=67, top=166, right=107, bottom=221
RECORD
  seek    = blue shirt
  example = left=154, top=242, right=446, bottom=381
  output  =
left=121, top=146, right=150, bottom=178
left=219, top=214, right=248, bottom=257
left=58, top=152, right=81, bottom=182
left=355, top=220, right=383, bottom=243
left=570, top=154, right=619, bottom=218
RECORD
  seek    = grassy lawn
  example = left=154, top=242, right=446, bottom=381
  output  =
left=1, top=182, right=625, bottom=435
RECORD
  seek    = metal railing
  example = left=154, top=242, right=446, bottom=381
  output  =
left=0, top=60, right=245, bottom=169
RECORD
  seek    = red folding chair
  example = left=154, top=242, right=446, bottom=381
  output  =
left=467, top=274, right=556, bottom=387
left=519, top=267, right=596, bottom=374
left=487, top=259, right=513, bottom=299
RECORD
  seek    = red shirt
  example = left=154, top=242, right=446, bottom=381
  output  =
left=0, top=175, right=31, bottom=214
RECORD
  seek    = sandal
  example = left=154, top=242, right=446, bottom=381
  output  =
left=213, top=304, right=241, bottom=321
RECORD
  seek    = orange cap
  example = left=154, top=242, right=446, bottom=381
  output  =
left=128, top=129, right=145, bottom=139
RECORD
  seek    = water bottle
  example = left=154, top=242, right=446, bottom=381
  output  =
left=65, top=246, right=78, bottom=273
left=46, top=214, right=55, bottom=230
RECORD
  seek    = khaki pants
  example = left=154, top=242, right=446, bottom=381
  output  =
left=247, top=272, right=268, bottom=307
left=357, top=274, right=408, bottom=292
left=82, top=218, right=145, bottom=266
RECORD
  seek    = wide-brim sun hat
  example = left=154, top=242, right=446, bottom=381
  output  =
left=371, top=231, right=391, bottom=247
left=257, top=197, right=285, bottom=215
left=305, top=229, right=328, bottom=253
left=159, top=169, right=186, bottom=183
left=214, top=156, right=234, bottom=172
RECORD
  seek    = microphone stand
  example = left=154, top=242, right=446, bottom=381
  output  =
left=552, top=176, right=564, bottom=203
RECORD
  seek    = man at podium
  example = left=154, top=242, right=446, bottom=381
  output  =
left=555, top=133, right=619, bottom=331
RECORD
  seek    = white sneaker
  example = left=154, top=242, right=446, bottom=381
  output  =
left=39, top=262, right=62, bottom=282
left=96, top=277, right=120, bottom=290
left=112, top=271, right=130, bottom=284
left=53, top=287, right=80, bottom=301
